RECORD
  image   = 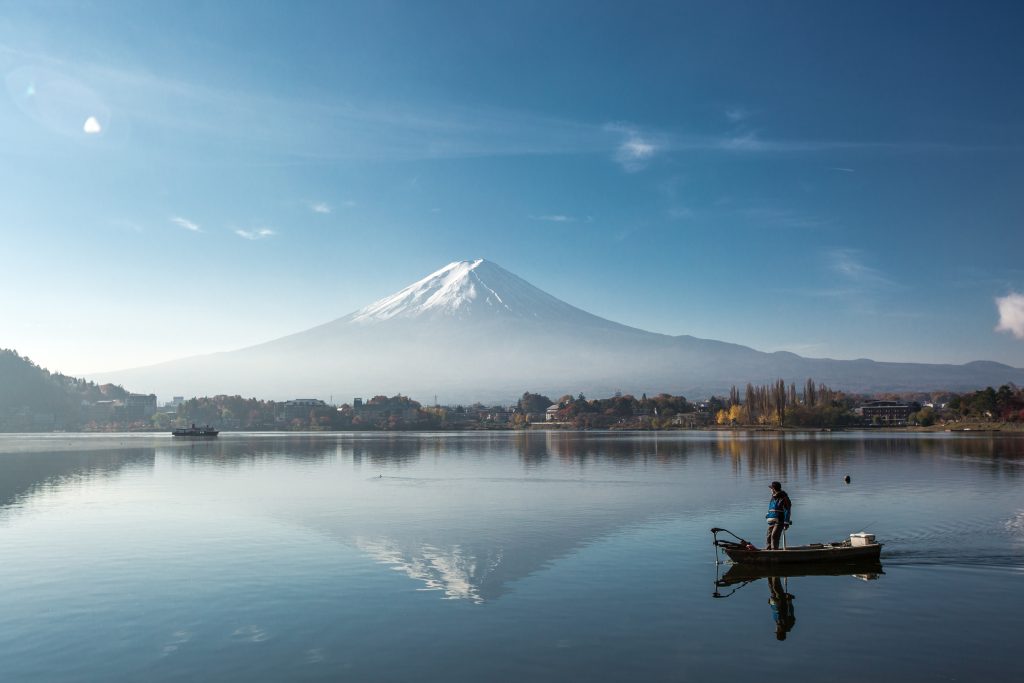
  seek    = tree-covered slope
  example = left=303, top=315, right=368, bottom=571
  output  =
left=0, top=349, right=128, bottom=430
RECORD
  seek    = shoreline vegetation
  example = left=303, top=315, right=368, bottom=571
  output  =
left=3, top=349, right=1024, bottom=434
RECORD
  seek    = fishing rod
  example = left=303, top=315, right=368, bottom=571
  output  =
left=710, top=527, right=751, bottom=545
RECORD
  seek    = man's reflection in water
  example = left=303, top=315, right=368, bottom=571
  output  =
left=768, top=576, right=796, bottom=641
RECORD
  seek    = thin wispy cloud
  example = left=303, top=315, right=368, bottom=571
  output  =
left=828, top=248, right=895, bottom=289
left=742, top=207, right=830, bottom=230
left=720, top=132, right=767, bottom=152
left=309, top=202, right=331, bottom=214
left=3, top=46, right=1008, bottom=169
left=829, top=167, right=856, bottom=173
left=607, top=124, right=658, bottom=172
left=531, top=214, right=575, bottom=223
left=235, top=228, right=275, bottom=240
left=170, top=216, right=201, bottom=232
left=613, top=228, right=637, bottom=242
left=776, top=249, right=901, bottom=311
left=948, top=265, right=1024, bottom=291
left=995, top=292, right=1024, bottom=339
left=725, top=107, right=749, bottom=123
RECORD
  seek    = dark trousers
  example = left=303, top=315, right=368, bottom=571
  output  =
left=766, top=522, right=784, bottom=549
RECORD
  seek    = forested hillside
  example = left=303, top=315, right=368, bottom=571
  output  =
left=0, top=349, right=129, bottom=430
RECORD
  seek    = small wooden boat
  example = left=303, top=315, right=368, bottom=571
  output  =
left=171, top=424, right=219, bottom=437
left=712, top=527, right=882, bottom=565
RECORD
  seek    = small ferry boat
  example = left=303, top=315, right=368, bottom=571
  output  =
left=171, top=423, right=219, bottom=437
left=712, top=527, right=882, bottom=565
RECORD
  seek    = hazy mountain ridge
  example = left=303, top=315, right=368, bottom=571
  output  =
left=95, top=259, right=1024, bottom=401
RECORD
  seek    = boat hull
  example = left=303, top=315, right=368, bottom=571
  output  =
left=171, top=429, right=219, bottom=437
left=717, top=560, right=883, bottom=586
left=723, top=543, right=882, bottom=565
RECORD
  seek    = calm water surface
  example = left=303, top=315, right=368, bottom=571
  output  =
left=0, top=431, right=1021, bottom=682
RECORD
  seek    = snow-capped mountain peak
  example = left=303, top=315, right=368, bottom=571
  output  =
left=348, top=258, right=591, bottom=324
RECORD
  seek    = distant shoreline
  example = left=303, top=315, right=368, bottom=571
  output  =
left=6, top=421, right=1022, bottom=436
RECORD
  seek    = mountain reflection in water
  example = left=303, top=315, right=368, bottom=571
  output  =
left=1, top=432, right=1022, bottom=605
left=1, top=431, right=1023, bottom=683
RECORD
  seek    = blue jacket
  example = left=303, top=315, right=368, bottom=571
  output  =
left=766, top=491, right=792, bottom=524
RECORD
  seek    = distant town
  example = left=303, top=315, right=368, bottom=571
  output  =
left=3, top=349, right=1022, bottom=433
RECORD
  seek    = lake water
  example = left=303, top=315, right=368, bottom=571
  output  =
left=0, top=431, right=1021, bottom=682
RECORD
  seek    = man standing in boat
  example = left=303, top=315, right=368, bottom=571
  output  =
left=765, top=481, right=792, bottom=550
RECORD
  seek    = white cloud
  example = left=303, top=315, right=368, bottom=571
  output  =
left=342, top=199, right=357, bottom=208
left=83, top=116, right=102, bottom=134
left=829, top=167, right=856, bottom=173
left=532, top=214, right=575, bottom=223
left=170, top=216, right=200, bottom=232
left=235, top=228, right=275, bottom=240
left=622, top=137, right=655, bottom=158
left=310, top=202, right=331, bottom=214
left=995, top=292, right=1024, bottom=339
left=606, top=123, right=658, bottom=172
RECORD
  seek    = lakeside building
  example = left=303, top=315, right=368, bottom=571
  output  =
left=162, top=396, right=185, bottom=411
left=122, top=393, right=158, bottom=421
left=858, top=400, right=912, bottom=426
left=277, top=398, right=328, bottom=422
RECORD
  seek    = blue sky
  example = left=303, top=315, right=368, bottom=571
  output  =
left=2, top=1, right=1024, bottom=376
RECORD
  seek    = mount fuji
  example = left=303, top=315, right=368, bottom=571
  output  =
left=99, top=259, right=1024, bottom=402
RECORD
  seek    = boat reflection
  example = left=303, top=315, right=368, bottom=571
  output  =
left=712, top=561, right=884, bottom=642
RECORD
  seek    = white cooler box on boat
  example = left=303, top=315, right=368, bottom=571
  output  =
left=850, top=532, right=875, bottom=546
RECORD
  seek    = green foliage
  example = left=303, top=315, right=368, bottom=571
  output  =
left=949, top=385, right=1024, bottom=421
left=908, top=406, right=936, bottom=426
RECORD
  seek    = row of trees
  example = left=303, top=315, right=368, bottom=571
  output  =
left=169, top=395, right=277, bottom=429
left=170, top=394, right=436, bottom=431
left=544, top=392, right=696, bottom=429
left=715, top=378, right=854, bottom=428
